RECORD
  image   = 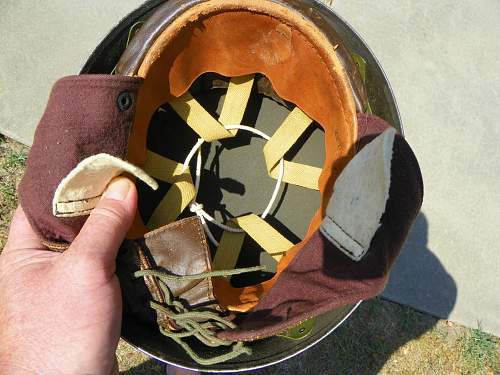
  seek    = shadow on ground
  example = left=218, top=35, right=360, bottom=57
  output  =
left=123, top=213, right=457, bottom=375
left=383, top=213, right=457, bottom=319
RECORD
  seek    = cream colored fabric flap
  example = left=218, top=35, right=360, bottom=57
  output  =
left=320, top=128, right=396, bottom=261
left=53, top=153, right=158, bottom=217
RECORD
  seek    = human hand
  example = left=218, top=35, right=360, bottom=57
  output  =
left=0, top=177, right=137, bottom=375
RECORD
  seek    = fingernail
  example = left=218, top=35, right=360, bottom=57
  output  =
left=103, top=177, right=132, bottom=201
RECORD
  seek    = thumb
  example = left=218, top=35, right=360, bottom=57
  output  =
left=65, top=177, right=137, bottom=269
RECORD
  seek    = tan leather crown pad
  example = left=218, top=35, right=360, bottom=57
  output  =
left=116, top=0, right=367, bottom=111
left=125, top=1, right=358, bottom=186
left=116, top=0, right=359, bottom=309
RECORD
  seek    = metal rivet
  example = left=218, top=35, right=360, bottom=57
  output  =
left=117, top=91, right=133, bottom=111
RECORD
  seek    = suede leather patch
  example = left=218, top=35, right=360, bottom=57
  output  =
left=19, top=75, right=143, bottom=244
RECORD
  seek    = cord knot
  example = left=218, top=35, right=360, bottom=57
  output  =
left=190, top=202, right=204, bottom=214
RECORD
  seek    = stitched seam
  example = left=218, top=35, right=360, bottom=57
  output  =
left=57, top=194, right=102, bottom=204
left=321, top=224, right=360, bottom=259
left=143, top=216, right=214, bottom=304
left=55, top=196, right=101, bottom=215
left=193, top=218, right=214, bottom=303
left=324, top=214, right=366, bottom=250
left=135, top=242, right=167, bottom=305
left=55, top=208, right=93, bottom=216
left=144, top=216, right=198, bottom=239
left=56, top=81, right=141, bottom=89
left=41, top=240, right=69, bottom=252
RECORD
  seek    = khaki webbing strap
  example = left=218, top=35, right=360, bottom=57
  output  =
left=219, top=75, right=255, bottom=135
left=264, top=107, right=322, bottom=190
left=270, top=161, right=321, bottom=190
left=213, top=225, right=246, bottom=277
left=170, top=93, right=233, bottom=142
left=147, top=183, right=195, bottom=229
left=143, top=151, right=185, bottom=181
left=234, top=214, right=293, bottom=262
left=144, top=151, right=196, bottom=229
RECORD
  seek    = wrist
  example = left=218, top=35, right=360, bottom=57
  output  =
left=0, top=338, right=49, bottom=375
left=0, top=355, right=40, bottom=375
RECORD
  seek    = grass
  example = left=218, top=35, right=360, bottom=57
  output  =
left=0, top=135, right=28, bottom=248
left=0, top=135, right=498, bottom=374
left=458, top=326, right=498, bottom=375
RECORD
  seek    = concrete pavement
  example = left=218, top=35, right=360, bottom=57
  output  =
left=333, top=0, right=500, bottom=335
left=0, top=0, right=144, bottom=144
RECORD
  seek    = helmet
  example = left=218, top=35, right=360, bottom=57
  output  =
left=19, top=0, right=423, bottom=371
